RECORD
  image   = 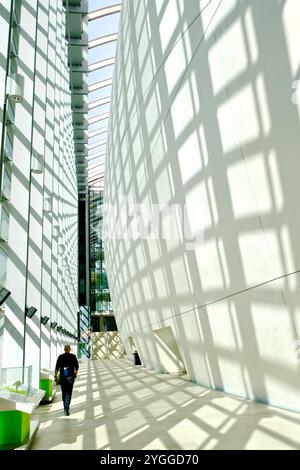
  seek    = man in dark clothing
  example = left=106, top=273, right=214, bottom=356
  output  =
left=55, top=344, right=79, bottom=416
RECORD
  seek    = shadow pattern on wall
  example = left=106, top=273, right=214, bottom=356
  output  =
left=104, top=0, right=300, bottom=412
left=92, top=332, right=126, bottom=360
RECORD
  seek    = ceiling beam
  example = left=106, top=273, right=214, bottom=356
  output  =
left=89, top=78, right=112, bottom=92
left=88, top=139, right=107, bottom=150
left=88, top=112, right=110, bottom=124
left=88, top=127, right=108, bottom=138
left=88, top=4, right=121, bottom=21
left=87, top=151, right=106, bottom=161
left=89, top=96, right=111, bottom=110
left=89, top=57, right=115, bottom=72
left=89, top=33, right=118, bottom=49
left=89, top=161, right=106, bottom=170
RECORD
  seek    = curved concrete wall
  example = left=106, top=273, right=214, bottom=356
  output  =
left=104, top=0, right=300, bottom=412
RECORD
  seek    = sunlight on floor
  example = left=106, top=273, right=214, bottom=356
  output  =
left=31, top=359, right=300, bottom=450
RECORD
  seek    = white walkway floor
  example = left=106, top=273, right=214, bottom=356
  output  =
left=31, top=359, right=300, bottom=450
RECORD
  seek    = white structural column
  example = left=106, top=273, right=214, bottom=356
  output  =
left=0, top=0, right=12, bottom=368
left=50, top=0, right=59, bottom=370
left=40, top=0, right=57, bottom=370
left=0, top=0, right=10, bottom=168
left=24, top=0, right=48, bottom=388
left=2, top=0, right=38, bottom=371
left=50, top=0, right=63, bottom=369
left=105, top=0, right=300, bottom=413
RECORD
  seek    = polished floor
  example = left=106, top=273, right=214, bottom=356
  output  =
left=31, top=359, right=300, bottom=450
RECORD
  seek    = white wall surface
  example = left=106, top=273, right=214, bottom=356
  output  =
left=0, top=0, right=10, bottom=161
left=0, top=0, right=79, bottom=387
left=105, top=0, right=300, bottom=412
left=0, top=0, right=11, bottom=369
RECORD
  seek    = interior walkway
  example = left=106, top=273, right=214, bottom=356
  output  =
left=31, top=359, right=300, bottom=450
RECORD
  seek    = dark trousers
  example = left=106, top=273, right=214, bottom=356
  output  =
left=60, top=378, right=74, bottom=411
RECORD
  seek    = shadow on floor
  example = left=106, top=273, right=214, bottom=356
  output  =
left=31, top=359, right=300, bottom=450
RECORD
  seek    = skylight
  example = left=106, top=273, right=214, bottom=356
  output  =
left=88, top=1, right=122, bottom=191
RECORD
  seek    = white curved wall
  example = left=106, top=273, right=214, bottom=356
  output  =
left=104, top=0, right=300, bottom=412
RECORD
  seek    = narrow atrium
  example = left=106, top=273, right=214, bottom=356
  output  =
left=1, top=0, right=300, bottom=454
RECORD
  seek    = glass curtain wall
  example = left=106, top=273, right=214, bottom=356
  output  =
left=89, top=189, right=112, bottom=315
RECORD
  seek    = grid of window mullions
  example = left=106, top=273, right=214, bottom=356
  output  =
left=0, top=0, right=21, bottom=243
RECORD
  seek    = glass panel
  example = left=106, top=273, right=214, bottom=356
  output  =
left=12, top=26, right=20, bottom=60
left=14, top=0, right=22, bottom=23
left=89, top=85, right=112, bottom=103
left=6, top=102, right=15, bottom=124
left=89, top=42, right=117, bottom=64
left=89, top=132, right=108, bottom=145
left=0, top=366, right=32, bottom=396
left=88, top=4, right=121, bottom=278
left=2, top=169, right=11, bottom=200
left=88, top=103, right=111, bottom=118
left=89, top=12, right=121, bottom=42
left=4, top=131, right=13, bottom=161
left=88, top=64, right=114, bottom=85
left=91, top=316, right=100, bottom=332
left=88, top=119, right=109, bottom=133
left=104, top=316, right=117, bottom=332
left=0, top=206, right=9, bottom=242
left=0, top=249, right=7, bottom=286
left=89, top=0, right=121, bottom=11
left=89, top=144, right=107, bottom=157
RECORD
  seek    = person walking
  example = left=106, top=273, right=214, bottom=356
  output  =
left=55, top=344, right=79, bottom=416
